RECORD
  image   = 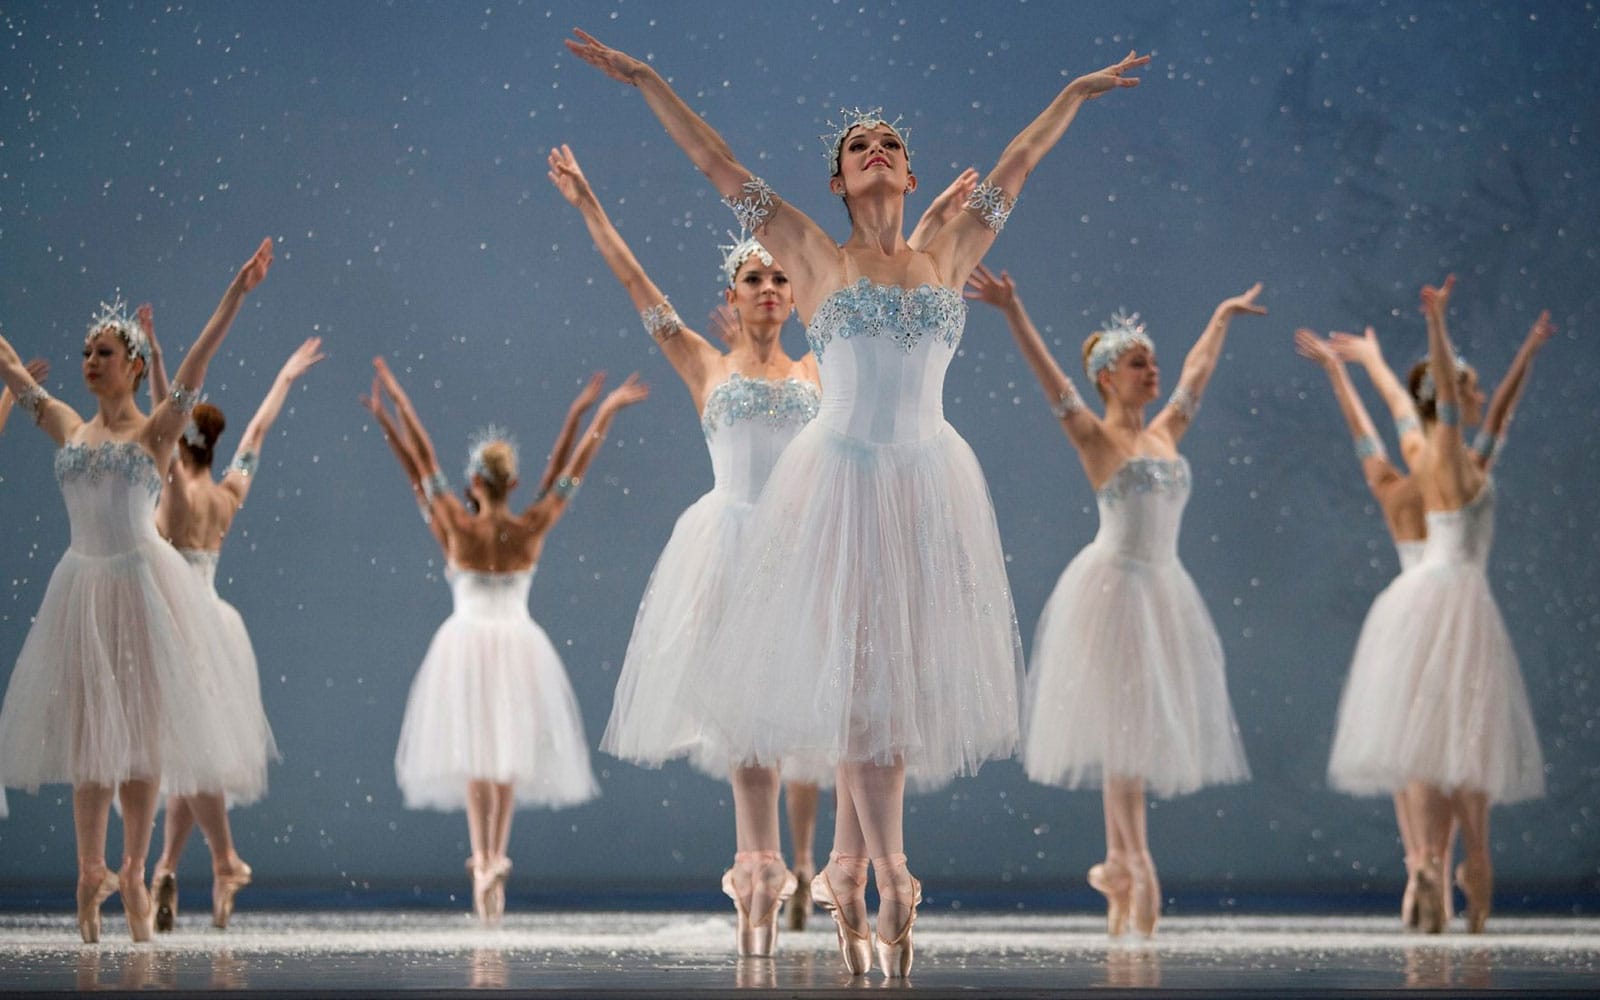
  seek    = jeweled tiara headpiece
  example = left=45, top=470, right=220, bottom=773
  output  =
left=719, top=231, right=774, bottom=287
left=1086, top=310, right=1154, bottom=381
left=86, top=298, right=150, bottom=362
left=1415, top=353, right=1471, bottom=408
left=465, top=424, right=518, bottom=483
left=820, top=107, right=911, bottom=176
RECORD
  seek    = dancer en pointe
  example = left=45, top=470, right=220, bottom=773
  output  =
left=548, top=143, right=977, bottom=953
left=967, top=266, right=1261, bottom=937
left=137, top=316, right=325, bottom=932
left=1323, top=277, right=1552, bottom=932
left=363, top=360, right=647, bottom=923
left=567, top=26, right=1148, bottom=975
left=0, top=238, right=275, bottom=942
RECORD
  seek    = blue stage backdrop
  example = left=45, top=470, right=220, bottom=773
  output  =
left=1, top=1, right=1595, bottom=898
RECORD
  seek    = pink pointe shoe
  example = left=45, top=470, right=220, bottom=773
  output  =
left=810, top=852, right=871, bottom=975
left=212, top=861, right=252, bottom=930
left=721, top=850, right=797, bottom=957
left=152, top=869, right=178, bottom=933
left=871, top=854, right=921, bottom=979
left=76, top=868, right=121, bottom=944
left=1088, top=861, right=1133, bottom=937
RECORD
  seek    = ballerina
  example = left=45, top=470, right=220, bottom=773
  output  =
left=0, top=238, right=275, bottom=942
left=548, top=143, right=976, bottom=953
left=967, top=265, right=1261, bottom=937
left=135, top=316, right=324, bottom=932
left=1324, top=280, right=1553, bottom=932
left=363, top=359, right=647, bottom=923
left=567, top=27, right=1148, bottom=975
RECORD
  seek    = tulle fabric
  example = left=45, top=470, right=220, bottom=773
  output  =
left=1023, top=458, right=1249, bottom=798
left=0, top=443, right=270, bottom=799
left=394, top=567, right=598, bottom=811
left=1328, top=483, right=1543, bottom=804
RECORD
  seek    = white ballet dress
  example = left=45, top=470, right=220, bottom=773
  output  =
left=394, top=565, right=599, bottom=811
left=0, top=442, right=271, bottom=799
left=1024, top=455, right=1250, bottom=798
left=1326, top=482, right=1543, bottom=804
left=601, top=373, right=821, bottom=777
left=686, top=279, right=1025, bottom=780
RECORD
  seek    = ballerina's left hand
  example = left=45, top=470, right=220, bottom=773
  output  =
left=963, top=264, right=1018, bottom=311
left=1069, top=50, right=1153, bottom=100
left=1216, top=282, right=1267, bottom=320
left=565, top=29, right=651, bottom=86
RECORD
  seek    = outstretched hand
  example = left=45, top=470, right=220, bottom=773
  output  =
left=23, top=358, right=49, bottom=384
left=565, top=29, right=650, bottom=86
left=1527, top=309, right=1557, bottom=349
left=1419, top=273, right=1455, bottom=320
left=963, top=263, right=1018, bottom=310
left=1216, top=282, right=1267, bottom=320
left=1294, top=329, right=1338, bottom=370
left=927, top=168, right=980, bottom=226
left=358, top=373, right=387, bottom=420
left=237, top=238, right=275, bottom=294
left=600, top=372, right=650, bottom=413
left=135, top=303, right=161, bottom=354
left=1069, top=50, right=1152, bottom=100
left=709, top=304, right=744, bottom=347
left=280, top=337, right=326, bottom=382
left=547, top=144, right=594, bottom=206
left=1328, top=326, right=1382, bottom=365
left=572, top=370, right=607, bottom=412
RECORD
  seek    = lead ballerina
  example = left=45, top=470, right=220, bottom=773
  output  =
left=567, top=28, right=1149, bottom=977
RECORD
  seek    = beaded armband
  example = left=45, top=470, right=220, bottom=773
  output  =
left=169, top=380, right=202, bottom=414
left=1472, top=429, right=1503, bottom=462
left=1353, top=434, right=1387, bottom=461
left=1436, top=400, right=1460, bottom=427
left=723, top=177, right=778, bottom=234
left=640, top=300, right=683, bottom=343
left=965, top=181, right=1017, bottom=233
left=552, top=474, right=582, bottom=501
left=1394, top=413, right=1422, bottom=439
left=1050, top=383, right=1084, bottom=420
left=17, top=382, right=52, bottom=423
left=229, top=449, right=259, bottom=478
left=422, top=470, right=450, bottom=503
left=1168, top=386, right=1200, bottom=422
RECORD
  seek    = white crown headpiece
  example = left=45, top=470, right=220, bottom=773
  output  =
left=465, top=424, right=518, bottom=484
left=1086, top=310, right=1154, bottom=381
left=821, top=107, right=911, bottom=176
left=86, top=298, right=150, bottom=363
left=718, top=231, right=775, bottom=286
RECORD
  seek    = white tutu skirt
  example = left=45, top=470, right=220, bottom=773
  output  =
left=686, top=423, right=1025, bottom=781
left=0, top=542, right=274, bottom=800
left=395, top=611, right=599, bottom=811
left=1024, top=544, right=1250, bottom=798
left=1327, top=563, right=1543, bottom=804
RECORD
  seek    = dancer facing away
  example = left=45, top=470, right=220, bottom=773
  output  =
left=0, top=238, right=275, bottom=942
left=0, top=359, right=49, bottom=435
left=967, top=265, right=1261, bottom=937
left=567, top=27, right=1148, bottom=975
left=363, top=359, right=648, bottom=923
left=548, top=144, right=978, bottom=953
left=136, top=317, right=326, bottom=932
left=1323, top=281, right=1553, bottom=932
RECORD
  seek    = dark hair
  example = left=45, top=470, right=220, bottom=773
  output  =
left=1407, top=359, right=1476, bottom=425
left=180, top=402, right=226, bottom=468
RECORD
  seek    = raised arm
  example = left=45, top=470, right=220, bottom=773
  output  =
left=219, top=337, right=325, bottom=505
left=142, top=238, right=274, bottom=455
left=0, top=358, right=49, bottom=437
left=137, top=304, right=171, bottom=407
left=906, top=168, right=979, bottom=251
left=965, top=265, right=1102, bottom=451
left=1475, top=309, right=1555, bottom=469
left=536, top=371, right=604, bottom=498
left=547, top=144, right=722, bottom=391
left=0, top=335, right=80, bottom=445
left=564, top=30, right=839, bottom=298
left=1150, top=283, right=1266, bottom=445
left=1296, top=329, right=1404, bottom=492
left=1420, top=274, right=1477, bottom=505
left=1329, top=325, right=1426, bottom=469
left=926, top=51, right=1150, bottom=286
left=360, top=376, right=447, bottom=549
left=527, top=373, right=649, bottom=524
left=372, top=358, right=472, bottom=533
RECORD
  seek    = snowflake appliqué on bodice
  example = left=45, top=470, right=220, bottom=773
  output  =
left=54, top=441, right=162, bottom=498
left=701, top=374, right=821, bottom=437
left=806, top=279, right=966, bottom=361
left=1096, top=456, right=1190, bottom=506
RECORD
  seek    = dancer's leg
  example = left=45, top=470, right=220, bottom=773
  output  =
left=154, top=794, right=196, bottom=876
left=465, top=780, right=494, bottom=871
left=783, top=781, right=820, bottom=929
left=1106, top=775, right=1159, bottom=936
left=1393, top=788, right=1420, bottom=926
left=1406, top=780, right=1453, bottom=933
left=837, top=760, right=913, bottom=937
left=73, top=784, right=118, bottom=942
left=117, top=778, right=160, bottom=940
left=186, top=793, right=245, bottom=875
left=490, top=783, right=515, bottom=865
left=730, top=765, right=787, bottom=922
left=1089, top=783, right=1134, bottom=935
left=1451, top=788, right=1492, bottom=933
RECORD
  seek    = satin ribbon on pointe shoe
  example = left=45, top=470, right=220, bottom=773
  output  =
left=153, top=871, right=178, bottom=933
left=721, top=850, right=797, bottom=957
left=76, top=869, right=120, bottom=944
left=211, top=862, right=252, bottom=930
left=810, top=852, right=871, bottom=974
left=871, top=854, right=921, bottom=979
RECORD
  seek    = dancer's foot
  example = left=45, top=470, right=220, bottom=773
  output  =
left=152, top=869, right=178, bottom=933
left=468, top=858, right=496, bottom=925
left=1129, top=856, right=1161, bottom=938
left=211, top=859, right=252, bottom=930
left=489, top=858, right=512, bottom=923
left=1414, top=860, right=1446, bottom=934
left=786, top=863, right=814, bottom=932
left=75, top=866, right=120, bottom=944
left=119, top=861, right=153, bottom=943
left=1401, top=864, right=1419, bottom=929
left=1456, top=860, right=1492, bottom=934
left=720, top=850, right=797, bottom=957
left=872, top=854, right=921, bottom=979
left=811, top=852, right=871, bottom=975
left=1088, top=860, right=1133, bottom=937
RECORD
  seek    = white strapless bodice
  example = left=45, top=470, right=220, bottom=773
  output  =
left=806, top=280, right=966, bottom=445
left=1091, top=457, right=1192, bottom=565
left=178, top=548, right=222, bottom=590
left=54, top=442, right=164, bottom=558
left=1421, top=480, right=1495, bottom=569
left=700, top=374, right=820, bottom=504
left=447, top=565, right=535, bottom=619
left=1395, top=539, right=1426, bottom=572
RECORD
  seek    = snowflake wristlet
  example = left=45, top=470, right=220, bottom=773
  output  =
left=1353, top=433, right=1386, bottom=461
left=965, top=181, right=1018, bottom=233
left=17, top=382, right=52, bottom=423
left=723, top=177, right=779, bottom=234
left=640, top=300, right=683, bottom=343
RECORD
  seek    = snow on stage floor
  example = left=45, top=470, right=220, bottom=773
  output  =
left=2, top=910, right=1597, bottom=997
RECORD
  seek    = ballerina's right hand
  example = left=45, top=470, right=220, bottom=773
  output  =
left=236, top=238, right=275, bottom=294
left=963, top=263, right=1017, bottom=310
left=601, top=372, right=650, bottom=413
left=1293, top=329, right=1337, bottom=369
left=565, top=29, right=650, bottom=86
left=1328, top=326, right=1381, bottom=365
left=547, top=144, right=593, bottom=205
left=24, top=358, right=49, bottom=383
left=709, top=304, right=744, bottom=348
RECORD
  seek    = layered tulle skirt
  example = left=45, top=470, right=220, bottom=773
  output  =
left=1024, top=544, right=1250, bottom=798
left=0, top=541, right=274, bottom=800
left=395, top=609, right=599, bottom=811
left=1327, top=562, right=1543, bottom=804
left=686, top=422, right=1025, bottom=781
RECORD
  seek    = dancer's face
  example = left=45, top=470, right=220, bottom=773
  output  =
left=1100, top=344, right=1160, bottom=407
left=724, top=258, right=793, bottom=328
left=81, top=329, right=142, bottom=397
left=829, top=124, right=916, bottom=200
